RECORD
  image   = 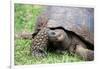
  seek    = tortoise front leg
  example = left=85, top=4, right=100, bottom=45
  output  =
left=75, top=44, right=94, bottom=61
left=15, top=32, right=33, bottom=39
left=31, top=28, right=49, bottom=57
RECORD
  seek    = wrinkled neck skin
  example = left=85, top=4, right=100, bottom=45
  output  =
left=60, top=32, right=72, bottom=50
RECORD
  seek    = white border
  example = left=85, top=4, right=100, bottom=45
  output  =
left=14, top=0, right=95, bottom=8
left=11, top=0, right=96, bottom=69
left=11, top=0, right=14, bottom=69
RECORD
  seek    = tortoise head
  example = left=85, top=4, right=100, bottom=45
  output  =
left=47, top=29, right=68, bottom=42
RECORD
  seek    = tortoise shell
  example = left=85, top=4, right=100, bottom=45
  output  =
left=35, top=6, right=94, bottom=45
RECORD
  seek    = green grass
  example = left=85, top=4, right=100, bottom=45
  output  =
left=14, top=4, right=83, bottom=65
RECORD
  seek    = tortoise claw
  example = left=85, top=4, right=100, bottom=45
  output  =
left=32, top=50, right=47, bottom=57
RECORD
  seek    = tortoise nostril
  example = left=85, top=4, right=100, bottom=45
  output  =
left=51, top=32, right=56, bottom=35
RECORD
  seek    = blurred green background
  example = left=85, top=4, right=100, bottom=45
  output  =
left=14, top=4, right=82, bottom=65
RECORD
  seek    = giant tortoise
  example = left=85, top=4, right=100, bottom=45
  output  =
left=20, top=6, right=94, bottom=61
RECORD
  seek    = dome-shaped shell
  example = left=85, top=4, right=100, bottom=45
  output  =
left=45, top=6, right=94, bottom=44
